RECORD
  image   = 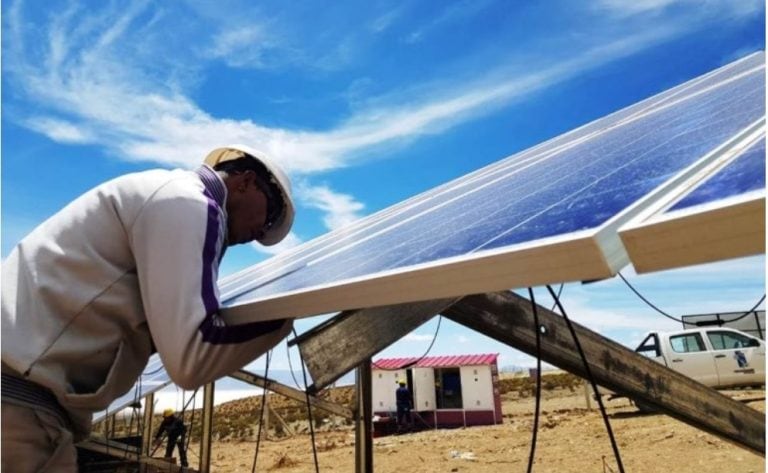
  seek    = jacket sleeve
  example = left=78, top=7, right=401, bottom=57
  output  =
left=130, top=182, right=292, bottom=389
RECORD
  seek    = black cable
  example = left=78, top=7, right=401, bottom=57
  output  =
left=526, top=287, right=543, bottom=473
left=251, top=350, right=272, bottom=473
left=286, top=342, right=304, bottom=389
left=550, top=283, right=564, bottom=312
left=184, top=386, right=198, bottom=459
left=546, top=284, right=625, bottom=473
left=293, top=328, right=321, bottom=473
left=709, top=295, right=766, bottom=323
left=618, top=271, right=765, bottom=324
left=134, top=377, right=143, bottom=464
left=371, top=315, right=443, bottom=371
left=142, top=364, right=166, bottom=377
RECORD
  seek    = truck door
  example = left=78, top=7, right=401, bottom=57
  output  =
left=666, top=332, right=719, bottom=386
left=411, top=367, right=436, bottom=411
left=704, top=329, right=765, bottom=387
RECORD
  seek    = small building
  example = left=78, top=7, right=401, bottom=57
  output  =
left=371, top=354, right=502, bottom=429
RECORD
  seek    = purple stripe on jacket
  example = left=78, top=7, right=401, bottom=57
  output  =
left=195, top=166, right=287, bottom=345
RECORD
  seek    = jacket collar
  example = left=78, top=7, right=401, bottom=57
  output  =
left=195, top=164, right=227, bottom=208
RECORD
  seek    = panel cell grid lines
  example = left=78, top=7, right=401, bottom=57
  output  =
left=220, top=52, right=765, bottom=324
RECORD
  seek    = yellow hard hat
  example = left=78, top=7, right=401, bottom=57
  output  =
left=163, top=408, right=175, bottom=417
left=398, top=379, right=406, bottom=385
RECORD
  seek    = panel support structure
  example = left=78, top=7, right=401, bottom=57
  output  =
left=296, top=291, right=764, bottom=455
left=230, top=369, right=353, bottom=419
left=141, top=392, right=155, bottom=456
left=294, top=297, right=458, bottom=392
left=355, top=360, right=373, bottom=473
left=442, top=291, right=765, bottom=455
left=199, top=382, right=215, bottom=473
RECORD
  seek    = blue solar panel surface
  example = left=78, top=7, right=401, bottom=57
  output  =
left=220, top=52, right=764, bottom=308
left=98, top=53, right=766, bottom=426
left=669, top=138, right=766, bottom=211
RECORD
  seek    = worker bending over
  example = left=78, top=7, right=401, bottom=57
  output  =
left=2, top=145, right=296, bottom=472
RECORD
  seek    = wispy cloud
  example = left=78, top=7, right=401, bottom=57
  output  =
left=24, top=117, right=95, bottom=144
left=4, top=2, right=690, bottom=175
left=405, top=0, right=493, bottom=44
left=296, top=184, right=366, bottom=231
left=594, top=0, right=764, bottom=18
left=403, top=333, right=439, bottom=342
left=204, top=25, right=274, bottom=69
left=369, top=8, right=402, bottom=33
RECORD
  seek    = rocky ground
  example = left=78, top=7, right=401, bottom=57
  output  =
left=165, top=378, right=765, bottom=473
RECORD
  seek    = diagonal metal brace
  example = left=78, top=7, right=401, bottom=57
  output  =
left=443, top=291, right=765, bottom=456
left=294, top=297, right=460, bottom=393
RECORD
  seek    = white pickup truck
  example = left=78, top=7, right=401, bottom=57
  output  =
left=634, top=327, right=765, bottom=388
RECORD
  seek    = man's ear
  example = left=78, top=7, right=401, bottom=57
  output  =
left=239, top=170, right=258, bottom=192
left=226, top=170, right=253, bottom=194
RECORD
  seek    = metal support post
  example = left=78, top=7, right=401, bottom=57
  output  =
left=141, top=392, right=155, bottom=456
left=355, top=359, right=373, bottom=473
left=199, top=382, right=215, bottom=473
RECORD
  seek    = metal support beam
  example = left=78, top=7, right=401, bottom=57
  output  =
left=230, top=369, right=353, bottom=419
left=442, top=291, right=765, bottom=455
left=141, top=392, right=155, bottom=457
left=295, top=297, right=458, bottom=392
left=293, top=290, right=764, bottom=455
left=199, top=382, right=215, bottom=473
left=355, top=360, right=373, bottom=473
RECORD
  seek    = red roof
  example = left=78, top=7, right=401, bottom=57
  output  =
left=372, top=354, right=498, bottom=370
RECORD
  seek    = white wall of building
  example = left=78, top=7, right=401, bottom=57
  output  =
left=412, top=367, right=436, bottom=410
left=372, top=369, right=405, bottom=412
left=460, top=365, right=494, bottom=410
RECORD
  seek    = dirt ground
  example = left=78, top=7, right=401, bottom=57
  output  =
left=196, top=387, right=765, bottom=473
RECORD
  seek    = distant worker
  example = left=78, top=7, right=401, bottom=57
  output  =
left=2, top=145, right=296, bottom=471
left=154, top=408, right=189, bottom=467
left=396, top=379, right=413, bottom=431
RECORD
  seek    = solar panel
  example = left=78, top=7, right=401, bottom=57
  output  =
left=619, top=129, right=765, bottom=273
left=218, top=51, right=765, bottom=324
left=93, top=355, right=172, bottom=422
left=670, top=137, right=765, bottom=211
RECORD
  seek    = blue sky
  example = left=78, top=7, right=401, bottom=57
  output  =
left=2, top=0, right=766, bottom=376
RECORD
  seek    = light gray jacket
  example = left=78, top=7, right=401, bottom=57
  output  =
left=2, top=165, right=291, bottom=439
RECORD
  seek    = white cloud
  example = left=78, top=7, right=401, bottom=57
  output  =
left=369, top=9, right=402, bottom=33
left=403, top=333, right=438, bottom=342
left=296, top=184, right=366, bottom=231
left=404, top=0, right=493, bottom=44
left=594, top=0, right=764, bottom=18
left=204, top=25, right=274, bottom=68
left=4, top=3, right=691, bottom=175
left=25, top=117, right=95, bottom=144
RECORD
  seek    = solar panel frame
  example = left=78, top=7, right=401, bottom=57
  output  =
left=618, top=126, right=765, bottom=273
left=217, top=52, right=765, bottom=324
